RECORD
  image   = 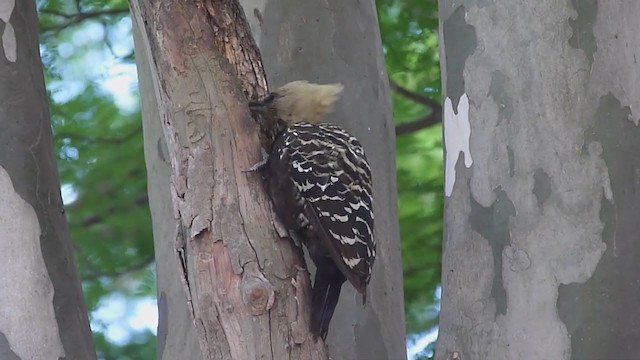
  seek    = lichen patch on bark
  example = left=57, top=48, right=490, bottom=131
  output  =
left=0, top=167, right=65, bottom=360
left=444, top=94, right=473, bottom=197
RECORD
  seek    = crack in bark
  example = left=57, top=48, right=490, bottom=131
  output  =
left=175, top=222, right=195, bottom=318
left=201, top=0, right=268, bottom=99
left=269, top=310, right=275, bottom=359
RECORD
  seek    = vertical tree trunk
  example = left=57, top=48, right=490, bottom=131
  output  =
left=0, top=0, right=96, bottom=359
left=132, top=23, right=203, bottom=360
left=241, top=1, right=406, bottom=359
left=131, top=0, right=326, bottom=358
left=437, top=1, right=640, bottom=359
left=134, top=0, right=404, bottom=358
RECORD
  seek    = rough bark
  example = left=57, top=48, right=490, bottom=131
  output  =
left=437, top=1, right=640, bottom=360
left=133, top=23, right=203, bottom=360
left=241, top=1, right=406, bottom=359
left=0, top=0, right=96, bottom=359
left=131, top=0, right=327, bottom=358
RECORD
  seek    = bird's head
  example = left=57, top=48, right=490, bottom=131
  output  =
left=249, top=81, right=344, bottom=124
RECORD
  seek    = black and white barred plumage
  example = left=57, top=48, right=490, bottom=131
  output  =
left=271, top=122, right=375, bottom=288
left=249, top=81, right=375, bottom=339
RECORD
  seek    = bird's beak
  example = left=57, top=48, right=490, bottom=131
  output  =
left=249, top=101, right=268, bottom=113
left=249, top=93, right=276, bottom=114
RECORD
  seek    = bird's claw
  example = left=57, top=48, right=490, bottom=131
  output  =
left=243, top=148, right=269, bottom=173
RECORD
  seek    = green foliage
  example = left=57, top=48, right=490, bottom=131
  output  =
left=378, top=0, right=440, bottom=103
left=38, top=0, right=443, bottom=357
left=377, top=0, right=443, bottom=340
left=396, top=127, right=442, bottom=335
left=38, top=0, right=156, bottom=356
left=51, top=87, right=152, bottom=310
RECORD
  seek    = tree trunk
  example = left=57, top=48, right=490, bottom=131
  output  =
left=241, top=1, right=406, bottom=359
left=0, top=1, right=96, bottom=359
left=133, top=0, right=405, bottom=358
left=132, top=22, right=204, bottom=360
left=437, top=2, right=640, bottom=359
left=131, top=0, right=326, bottom=358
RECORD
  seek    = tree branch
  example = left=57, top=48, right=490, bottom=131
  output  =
left=388, top=78, right=440, bottom=109
left=54, top=126, right=142, bottom=145
left=78, top=195, right=148, bottom=228
left=83, top=254, right=155, bottom=282
left=395, top=112, right=442, bottom=136
left=389, top=78, right=443, bottom=135
left=39, top=8, right=130, bottom=33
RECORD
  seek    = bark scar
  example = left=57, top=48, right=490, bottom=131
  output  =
left=175, top=223, right=195, bottom=318
left=290, top=266, right=313, bottom=345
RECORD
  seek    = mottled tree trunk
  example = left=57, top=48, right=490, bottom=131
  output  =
left=0, top=0, right=96, bottom=359
left=437, top=2, right=640, bottom=360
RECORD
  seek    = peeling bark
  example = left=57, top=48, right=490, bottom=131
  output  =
left=131, top=0, right=327, bottom=358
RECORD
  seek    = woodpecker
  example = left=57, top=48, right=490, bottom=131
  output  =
left=249, top=81, right=375, bottom=340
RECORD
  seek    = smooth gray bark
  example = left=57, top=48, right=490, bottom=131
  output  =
left=242, top=1, right=406, bottom=359
left=0, top=0, right=96, bottom=359
left=437, top=1, right=640, bottom=360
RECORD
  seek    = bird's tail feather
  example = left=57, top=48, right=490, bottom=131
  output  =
left=310, top=270, right=344, bottom=340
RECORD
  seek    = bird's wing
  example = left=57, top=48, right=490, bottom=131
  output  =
left=285, top=123, right=375, bottom=293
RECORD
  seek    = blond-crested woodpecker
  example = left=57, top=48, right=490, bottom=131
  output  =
left=249, top=81, right=375, bottom=340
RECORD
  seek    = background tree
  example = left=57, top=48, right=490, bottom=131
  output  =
left=37, top=0, right=443, bottom=358
left=437, top=1, right=640, bottom=359
left=0, top=0, right=95, bottom=358
left=243, top=1, right=407, bottom=357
